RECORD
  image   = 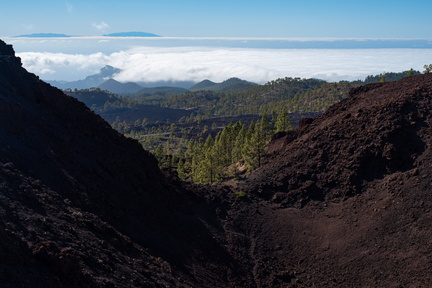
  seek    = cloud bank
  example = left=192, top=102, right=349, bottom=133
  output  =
left=18, top=46, right=432, bottom=84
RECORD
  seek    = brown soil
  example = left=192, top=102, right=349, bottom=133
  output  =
left=237, top=73, right=432, bottom=286
left=1, top=39, right=432, bottom=287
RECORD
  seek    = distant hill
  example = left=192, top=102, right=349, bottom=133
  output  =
left=14, top=33, right=72, bottom=38
left=47, top=66, right=196, bottom=91
left=162, top=77, right=344, bottom=116
left=103, top=32, right=161, bottom=37
left=216, top=78, right=259, bottom=93
left=189, top=80, right=216, bottom=91
left=98, top=78, right=143, bottom=94
left=189, top=78, right=258, bottom=92
left=47, top=65, right=121, bottom=90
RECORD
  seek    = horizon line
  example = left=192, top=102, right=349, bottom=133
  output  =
left=3, top=36, right=432, bottom=41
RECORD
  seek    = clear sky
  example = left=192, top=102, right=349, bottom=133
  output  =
left=1, top=0, right=432, bottom=38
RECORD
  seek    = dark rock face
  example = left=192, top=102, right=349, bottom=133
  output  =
left=2, top=38, right=432, bottom=288
left=0, top=42, right=14, bottom=56
left=244, top=75, right=432, bottom=207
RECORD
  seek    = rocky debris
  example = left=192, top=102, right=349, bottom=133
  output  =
left=244, top=74, right=432, bottom=207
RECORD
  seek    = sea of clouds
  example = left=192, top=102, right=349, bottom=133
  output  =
left=8, top=38, right=432, bottom=84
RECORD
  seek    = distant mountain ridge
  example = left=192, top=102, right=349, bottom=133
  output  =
left=13, top=32, right=160, bottom=38
left=98, top=78, right=143, bottom=94
left=189, top=78, right=259, bottom=92
left=47, top=66, right=258, bottom=94
left=189, top=79, right=216, bottom=91
left=47, top=66, right=195, bottom=92
left=47, top=65, right=121, bottom=90
left=14, top=33, right=72, bottom=38
left=103, top=32, right=161, bottom=37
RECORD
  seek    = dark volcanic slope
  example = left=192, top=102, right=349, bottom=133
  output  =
left=0, top=40, right=251, bottom=287
left=245, top=75, right=432, bottom=206
left=235, top=74, right=432, bottom=287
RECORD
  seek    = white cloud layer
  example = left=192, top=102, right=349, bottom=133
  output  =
left=17, top=47, right=432, bottom=84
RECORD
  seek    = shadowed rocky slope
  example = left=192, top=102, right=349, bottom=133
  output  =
left=0, top=39, right=252, bottom=287
left=1, top=38, right=432, bottom=287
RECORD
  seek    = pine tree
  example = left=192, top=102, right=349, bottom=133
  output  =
left=153, top=144, right=169, bottom=169
left=275, top=107, right=292, bottom=133
left=408, top=68, right=414, bottom=77
left=243, top=121, right=267, bottom=170
left=214, top=123, right=236, bottom=167
left=260, top=114, right=272, bottom=137
left=231, top=125, right=246, bottom=178
left=185, top=139, right=201, bottom=181
left=232, top=124, right=246, bottom=164
left=193, top=135, right=220, bottom=183
left=177, top=158, right=186, bottom=179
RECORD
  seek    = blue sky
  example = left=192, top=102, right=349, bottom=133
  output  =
left=3, top=1, right=432, bottom=84
left=1, top=0, right=432, bottom=38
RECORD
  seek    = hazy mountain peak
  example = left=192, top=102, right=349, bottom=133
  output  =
left=97, top=65, right=121, bottom=78
left=103, top=31, right=161, bottom=37
left=47, top=65, right=122, bottom=90
left=14, top=33, right=72, bottom=38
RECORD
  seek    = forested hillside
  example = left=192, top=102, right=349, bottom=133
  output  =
left=364, top=69, right=421, bottom=83
left=161, top=77, right=348, bottom=115
left=66, top=71, right=418, bottom=183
